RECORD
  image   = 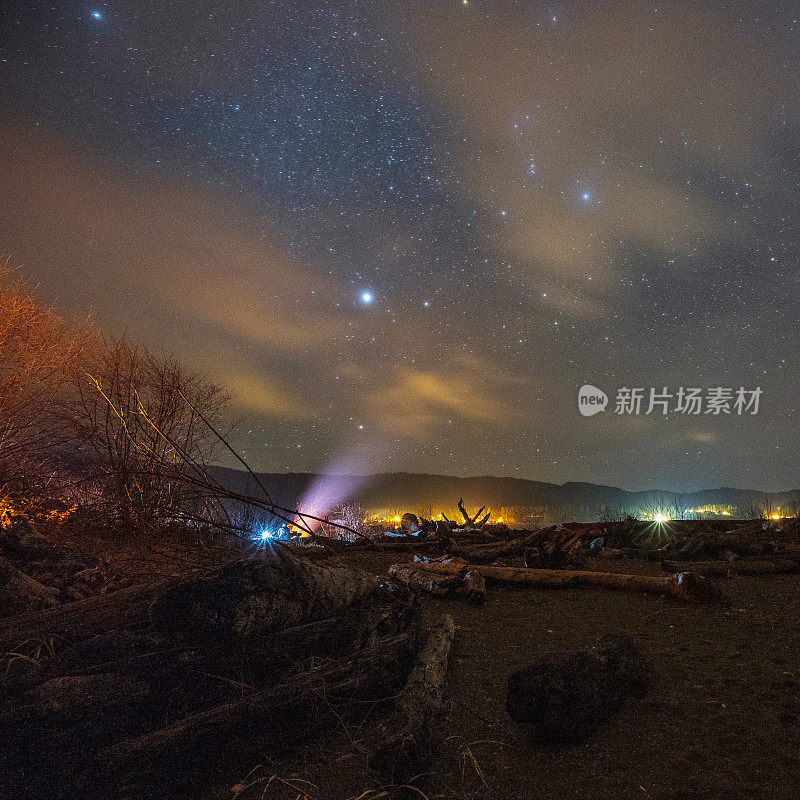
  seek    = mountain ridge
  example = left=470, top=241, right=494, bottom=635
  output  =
left=209, top=467, right=800, bottom=521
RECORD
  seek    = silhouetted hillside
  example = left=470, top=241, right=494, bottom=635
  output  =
left=209, top=467, right=800, bottom=522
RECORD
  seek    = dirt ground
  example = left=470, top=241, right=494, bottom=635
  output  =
left=223, top=550, right=800, bottom=800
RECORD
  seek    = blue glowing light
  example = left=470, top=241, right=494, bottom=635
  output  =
left=259, top=530, right=271, bottom=540
left=582, top=192, right=590, bottom=200
left=91, top=10, right=102, bottom=19
left=360, top=291, right=373, bottom=304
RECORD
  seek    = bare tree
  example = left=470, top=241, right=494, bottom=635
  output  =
left=0, top=265, right=87, bottom=489
left=69, top=335, right=228, bottom=531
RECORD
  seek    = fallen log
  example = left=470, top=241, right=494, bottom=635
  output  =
left=1, top=548, right=397, bottom=656
left=457, top=498, right=487, bottom=528
left=506, top=633, right=652, bottom=742
left=661, top=558, right=800, bottom=577
left=389, top=562, right=729, bottom=604
left=387, top=564, right=462, bottom=597
left=3, top=672, right=151, bottom=731
left=93, top=633, right=415, bottom=799
left=463, top=571, right=486, bottom=605
left=0, top=578, right=174, bottom=656
left=0, top=557, right=60, bottom=617
left=369, top=615, right=456, bottom=784
left=206, top=598, right=417, bottom=684
left=151, top=551, right=384, bottom=646
left=448, top=527, right=559, bottom=564
left=672, top=533, right=768, bottom=560
left=580, top=547, right=633, bottom=560
left=45, top=630, right=164, bottom=676
left=294, top=535, right=448, bottom=556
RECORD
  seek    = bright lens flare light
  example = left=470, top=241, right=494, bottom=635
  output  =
left=654, top=513, right=670, bottom=523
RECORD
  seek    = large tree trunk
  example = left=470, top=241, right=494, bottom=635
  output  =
left=93, top=634, right=415, bottom=800
left=388, top=561, right=729, bottom=604
left=661, top=558, right=800, bottom=577
left=150, top=550, right=382, bottom=646
left=0, top=548, right=389, bottom=655
left=506, top=633, right=652, bottom=742
left=369, top=615, right=456, bottom=784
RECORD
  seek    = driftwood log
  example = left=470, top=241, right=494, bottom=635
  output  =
left=370, top=615, right=456, bottom=784
left=0, top=557, right=60, bottom=616
left=389, top=561, right=729, bottom=604
left=150, top=550, right=382, bottom=645
left=387, top=564, right=462, bottom=597
left=463, top=570, right=486, bottom=604
left=0, top=578, right=174, bottom=655
left=38, top=599, right=414, bottom=687
left=506, top=633, right=652, bottom=741
left=661, top=558, right=800, bottom=577
left=673, top=532, right=768, bottom=560
left=447, top=527, right=558, bottom=564
left=2, top=604, right=418, bottom=799
left=457, top=498, right=488, bottom=528
left=0, top=548, right=391, bottom=655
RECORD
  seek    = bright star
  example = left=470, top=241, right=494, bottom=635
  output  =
left=582, top=192, right=590, bottom=200
left=91, top=10, right=102, bottom=19
left=360, top=291, right=373, bottom=304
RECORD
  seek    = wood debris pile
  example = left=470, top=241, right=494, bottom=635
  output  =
left=0, top=543, right=456, bottom=799
left=0, top=520, right=133, bottom=616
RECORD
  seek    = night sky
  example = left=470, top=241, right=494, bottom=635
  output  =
left=1, top=1, right=798, bottom=492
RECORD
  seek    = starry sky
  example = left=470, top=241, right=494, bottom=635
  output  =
left=1, top=1, right=798, bottom=492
